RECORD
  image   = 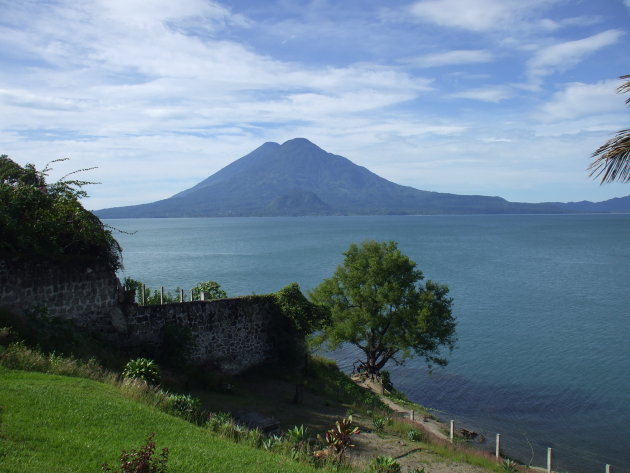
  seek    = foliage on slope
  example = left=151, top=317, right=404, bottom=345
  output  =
left=0, top=155, right=122, bottom=270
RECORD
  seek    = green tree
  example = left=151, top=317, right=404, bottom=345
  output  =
left=310, top=241, right=456, bottom=377
left=191, top=281, right=227, bottom=301
left=589, top=75, right=630, bottom=183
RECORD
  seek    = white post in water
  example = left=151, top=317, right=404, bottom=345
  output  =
left=160, top=286, right=164, bottom=305
left=180, top=288, right=184, bottom=303
left=495, top=434, right=501, bottom=459
left=547, top=448, right=553, bottom=473
left=606, top=465, right=612, bottom=473
left=450, top=420, right=454, bottom=442
left=141, top=284, right=145, bottom=305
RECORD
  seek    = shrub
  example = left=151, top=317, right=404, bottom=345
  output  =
left=366, top=456, right=401, bottom=473
left=167, top=393, right=202, bottom=421
left=0, top=155, right=122, bottom=271
left=191, top=281, right=227, bottom=301
left=501, top=459, right=519, bottom=473
left=206, top=411, right=233, bottom=432
left=407, top=429, right=424, bottom=442
left=101, top=433, right=168, bottom=473
left=372, top=415, right=391, bottom=432
left=122, top=358, right=161, bottom=385
left=286, top=424, right=309, bottom=444
left=319, top=416, right=360, bottom=459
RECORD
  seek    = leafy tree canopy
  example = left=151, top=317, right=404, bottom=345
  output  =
left=191, top=281, right=227, bottom=301
left=310, top=240, right=456, bottom=376
left=274, top=282, right=329, bottom=336
left=0, top=155, right=122, bottom=271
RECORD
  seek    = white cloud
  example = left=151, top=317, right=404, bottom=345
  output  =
left=405, top=50, right=494, bottom=68
left=450, top=86, right=512, bottom=102
left=409, top=0, right=555, bottom=32
left=527, top=30, right=624, bottom=83
left=536, top=80, right=623, bottom=122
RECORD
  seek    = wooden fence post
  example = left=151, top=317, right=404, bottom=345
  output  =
left=190, top=289, right=194, bottom=301
left=141, top=284, right=145, bottom=305
left=606, top=465, right=612, bottom=473
left=160, top=286, right=164, bottom=305
left=180, top=288, right=184, bottom=303
left=495, top=433, right=501, bottom=459
left=547, top=448, right=553, bottom=473
left=200, top=291, right=205, bottom=301
left=410, top=410, right=415, bottom=422
left=450, top=420, right=454, bottom=442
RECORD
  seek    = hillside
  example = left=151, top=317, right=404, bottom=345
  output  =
left=0, top=367, right=330, bottom=473
left=95, top=138, right=575, bottom=218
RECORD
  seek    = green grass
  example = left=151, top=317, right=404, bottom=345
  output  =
left=0, top=367, right=332, bottom=473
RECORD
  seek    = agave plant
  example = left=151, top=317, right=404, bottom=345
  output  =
left=501, top=459, right=519, bottom=473
left=367, top=455, right=401, bottom=473
left=286, top=424, right=309, bottom=444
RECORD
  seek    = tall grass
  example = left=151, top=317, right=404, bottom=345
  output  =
left=0, top=340, right=117, bottom=383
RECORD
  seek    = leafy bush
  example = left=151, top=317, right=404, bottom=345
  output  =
left=371, top=415, right=391, bottom=432
left=407, top=429, right=424, bottom=442
left=274, top=282, right=328, bottom=335
left=101, top=433, right=168, bottom=473
left=167, top=393, right=202, bottom=421
left=0, top=155, right=122, bottom=271
left=501, top=459, right=519, bottom=473
left=366, top=456, right=401, bottom=473
left=191, top=281, right=227, bottom=301
left=122, top=358, right=161, bottom=385
left=286, top=424, right=309, bottom=444
left=318, top=416, right=360, bottom=459
left=206, top=411, right=233, bottom=432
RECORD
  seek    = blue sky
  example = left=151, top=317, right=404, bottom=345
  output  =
left=1, top=0, right=629, bottom=209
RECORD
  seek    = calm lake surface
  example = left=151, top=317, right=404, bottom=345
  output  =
left=105, top=215, right=630, bottom=473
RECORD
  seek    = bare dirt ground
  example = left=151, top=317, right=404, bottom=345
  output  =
left=191, top=370, right=499, bottom=473
left=347, top=378, right=494, bottom=473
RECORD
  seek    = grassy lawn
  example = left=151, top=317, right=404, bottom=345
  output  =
left=0, top=367, right=329, bottom=473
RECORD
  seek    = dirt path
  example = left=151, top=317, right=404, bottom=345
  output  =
left=355, top=377, right=449, bottom=441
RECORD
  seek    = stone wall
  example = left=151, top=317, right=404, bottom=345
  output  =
left=0, top=259, right=295, bottom=374
left=125, top=297, right=292, bottom=374
left=0, top=258, right=126, bottom=335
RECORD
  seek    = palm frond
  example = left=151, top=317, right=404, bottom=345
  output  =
left=589, top=129, right=630, bottom=184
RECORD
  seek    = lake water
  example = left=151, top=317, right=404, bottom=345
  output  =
left=105, top=215, right=630, bottom=473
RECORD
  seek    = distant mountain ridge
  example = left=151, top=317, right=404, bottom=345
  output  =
left=95, top=138, right=630, bottom=218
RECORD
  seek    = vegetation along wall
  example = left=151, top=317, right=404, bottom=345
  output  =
left=0, top=259, right=295, bottom=374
